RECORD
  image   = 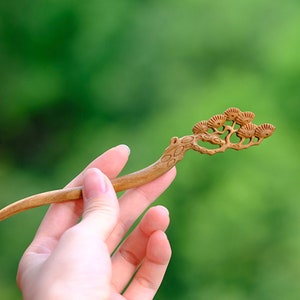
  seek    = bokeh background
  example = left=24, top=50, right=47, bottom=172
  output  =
left=0, top=1, right=299, bottom=299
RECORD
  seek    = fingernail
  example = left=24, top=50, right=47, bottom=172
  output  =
left=156, top=205, right=170, bottom=216
left=84, top=168, right=108, bottom=200
left=116, top=144, right=130, bottom=155
left=98, top=171, right=108, bottom=193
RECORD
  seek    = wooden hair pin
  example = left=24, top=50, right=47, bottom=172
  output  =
left=0, top=107, right=275, bottom=221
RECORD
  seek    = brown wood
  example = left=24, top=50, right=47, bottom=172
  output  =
left=0, top=107, right=275, bottom=221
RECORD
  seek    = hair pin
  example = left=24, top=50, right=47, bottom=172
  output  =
left=0, top=107, right=275, bottom=221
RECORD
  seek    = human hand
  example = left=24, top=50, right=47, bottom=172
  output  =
left=17, top=145, right=176, bottom=300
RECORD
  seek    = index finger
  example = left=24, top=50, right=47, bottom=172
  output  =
left=33, top=144, right=130, bottom=242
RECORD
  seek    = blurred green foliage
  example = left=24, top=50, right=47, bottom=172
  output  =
left=0, top=0, right=299, bottom=299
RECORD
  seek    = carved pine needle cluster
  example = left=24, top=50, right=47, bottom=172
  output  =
left=191, top=107, right=275, bottom=154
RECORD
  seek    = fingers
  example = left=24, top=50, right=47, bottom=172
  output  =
left=111, top=206, right=170, bottom=291
left=80, top=168, right=119, bottom=240
left=34, top=145, right=130, bottom=242
left=123, top=230, right=171, bottom=300
left=66, top=144, right=130, bottom=188
left=106, top=167, right=176, bottom=252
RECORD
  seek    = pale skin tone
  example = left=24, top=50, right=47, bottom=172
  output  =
left=17, top=145, right=176, bottom=300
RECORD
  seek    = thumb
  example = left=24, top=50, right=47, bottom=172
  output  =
left=81, top=168, right=119, bottom=239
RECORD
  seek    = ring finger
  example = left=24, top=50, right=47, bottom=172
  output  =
left=111, top=205, right=170, bottom=292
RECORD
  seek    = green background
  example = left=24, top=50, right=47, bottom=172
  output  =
left=0, top=1, right=299, bottom=299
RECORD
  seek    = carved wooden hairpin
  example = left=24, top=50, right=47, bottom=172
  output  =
left=0, top=107, right=275, bottom=221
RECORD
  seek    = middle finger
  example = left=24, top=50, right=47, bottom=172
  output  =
left=110, top=205, right=170, bottom=292
left=106, top=167, right=176, bottom=253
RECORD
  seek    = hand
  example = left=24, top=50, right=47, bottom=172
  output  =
left=17, top=145, right=176, bottom=300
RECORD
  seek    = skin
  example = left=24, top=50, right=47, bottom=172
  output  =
left=17, top=145, right=176, bottom=300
